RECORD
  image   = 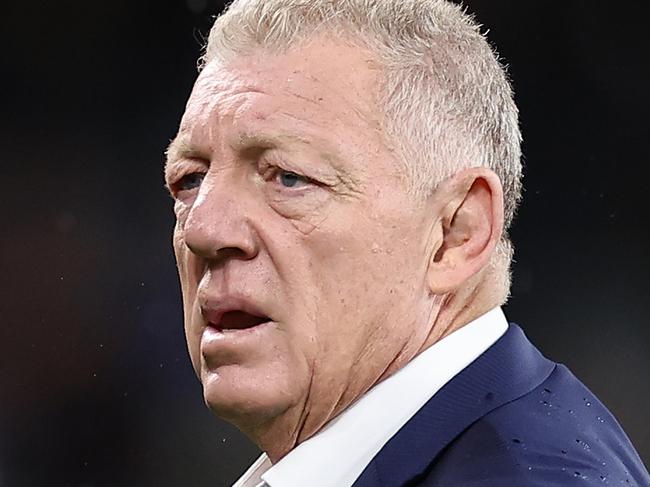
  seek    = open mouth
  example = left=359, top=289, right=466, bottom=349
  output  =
left=210, top=310, right=271, bottom=332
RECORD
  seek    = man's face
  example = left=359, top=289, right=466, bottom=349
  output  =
left=166, top=39, right=436, bottom=438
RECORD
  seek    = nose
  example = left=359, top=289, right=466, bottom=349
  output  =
left=182, top=175, right=259, bottom=262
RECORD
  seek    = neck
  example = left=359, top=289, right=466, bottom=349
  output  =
left=420, top=272, right=501, bottom=354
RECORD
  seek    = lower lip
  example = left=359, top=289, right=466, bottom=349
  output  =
left=201, top=320, right=274, bottom=349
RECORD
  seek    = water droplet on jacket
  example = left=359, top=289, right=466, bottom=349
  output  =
left=544, top=388, right=552, bottom=394
left=586, top=401, right=592, bottom=407
left=561, top=450, right=567, bottom=454
left=512, top=438, right=521, bottom=444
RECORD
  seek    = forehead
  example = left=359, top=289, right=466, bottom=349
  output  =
left=176, top=39, right=384, bottom=151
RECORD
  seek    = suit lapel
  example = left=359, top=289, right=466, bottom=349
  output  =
left=353, top=324, right=555, bottom=487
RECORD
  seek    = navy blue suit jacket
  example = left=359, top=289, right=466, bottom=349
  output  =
left=353, top=324, right=650, bottom=486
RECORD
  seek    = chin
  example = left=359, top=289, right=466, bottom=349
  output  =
left=201, top=364, right=302, bottom=429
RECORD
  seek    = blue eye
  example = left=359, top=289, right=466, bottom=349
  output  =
left=279, top=171, right=304, bottom=188
left=178, top=172, right=205, bottom=191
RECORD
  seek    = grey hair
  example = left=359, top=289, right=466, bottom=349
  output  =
left=202, top=0, right=523, bottom=301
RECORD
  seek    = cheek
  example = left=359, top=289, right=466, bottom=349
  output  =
left=172, top=215, right=205, bottom=291
left=173, top=199, right=192, bottom=233
left=267, top=191, right=334, bottom=237
left=297, top=232, right=376, bottom=346
left=306, top=209, right=423, bottom=329
left=172, top=224, right=203, bottom=367
left=173, top=228, right=193, bottom=294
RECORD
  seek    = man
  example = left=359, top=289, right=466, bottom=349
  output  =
left=165, top=0, right=650, bottom=485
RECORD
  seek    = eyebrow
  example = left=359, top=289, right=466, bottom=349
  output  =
left=165, top=128, right=357, bottom=192
left=237, top=129, right=314, bottom=149
left=165, top=129, right=314, bottom=167
left=165, top=134, right=199, bottom=169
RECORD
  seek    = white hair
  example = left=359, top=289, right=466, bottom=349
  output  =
left=201, top=0, right=523, bottom=301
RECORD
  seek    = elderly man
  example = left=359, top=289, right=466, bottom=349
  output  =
left=165, top=0, right=649, bottom=485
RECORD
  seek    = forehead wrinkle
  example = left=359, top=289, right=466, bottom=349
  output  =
left=172, top=87, right=271, bottom=171
left=266, top=110, right=344, bottom=156
left=282, top=81, right=378, bottom=130
left=186, top=62, right=269, bottom=125
left=174, top=53, right=382, bottom=180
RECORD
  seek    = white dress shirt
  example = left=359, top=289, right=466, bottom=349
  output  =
left=233, top=307, right=509, bottom=487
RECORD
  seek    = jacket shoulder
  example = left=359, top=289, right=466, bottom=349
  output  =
left=421, top=364, right=650, bottom=486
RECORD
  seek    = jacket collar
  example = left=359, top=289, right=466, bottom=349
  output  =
left=353, top=323, right=555, bottom=487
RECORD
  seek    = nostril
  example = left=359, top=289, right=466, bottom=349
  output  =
left=215, top=247, right=249, bottom=261
left=185, top=241, right=254, bottom=262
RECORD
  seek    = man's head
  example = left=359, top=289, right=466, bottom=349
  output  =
left=165, top=0, right=521, bottom=461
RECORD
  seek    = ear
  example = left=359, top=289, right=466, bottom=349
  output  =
left=426, top=168, right=504, bottom=294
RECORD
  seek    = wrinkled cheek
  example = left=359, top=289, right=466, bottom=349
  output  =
left=172, top=225, right=202, bottom=375
left=173, top=238, right=192, bottom=301
left=172, top=219, right=185, bottom=269
left=182, top=292, right=203, bottom=378
left=270, top=193, right=334, bottom=237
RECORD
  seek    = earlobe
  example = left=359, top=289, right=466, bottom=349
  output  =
left=425, top=168, right=504, bottom=294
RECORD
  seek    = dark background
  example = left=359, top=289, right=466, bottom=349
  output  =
left=1, top=1, right=648, bottom=485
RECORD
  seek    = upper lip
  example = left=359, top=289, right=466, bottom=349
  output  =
left=200, top=295, right=271, bottom=330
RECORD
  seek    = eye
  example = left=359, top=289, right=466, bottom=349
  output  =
left=276, top=170, right=310, bottom=188
left=176, top=172, right=205, bottom=192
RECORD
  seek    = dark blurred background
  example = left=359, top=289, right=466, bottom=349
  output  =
left=1, top=0, right=648, bottom=485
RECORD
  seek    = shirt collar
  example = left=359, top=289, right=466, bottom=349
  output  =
left=233, top=306, right=509, bottom=487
